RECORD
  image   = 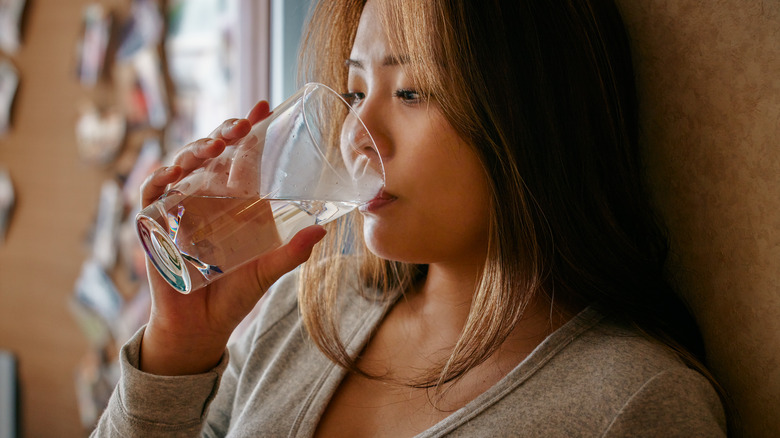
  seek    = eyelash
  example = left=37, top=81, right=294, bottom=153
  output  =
left=340, top=92, right=365, bottom=106
left=393, top=89, right=422, bottom=103
left=340, top=89, right=423, bottom=106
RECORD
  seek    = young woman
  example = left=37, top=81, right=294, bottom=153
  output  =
left=94, top=0, right=727, bottom=436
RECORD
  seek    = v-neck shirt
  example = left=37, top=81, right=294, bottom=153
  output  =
left=93, top=269, right=726, bottom=437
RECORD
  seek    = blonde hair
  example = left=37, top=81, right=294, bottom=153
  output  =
left=297, top=0, right=541, bottom=389
left=297, top=0, right=723, bottom=401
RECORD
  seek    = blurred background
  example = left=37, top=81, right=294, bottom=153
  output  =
left=0, top=0, right=310, bottom=436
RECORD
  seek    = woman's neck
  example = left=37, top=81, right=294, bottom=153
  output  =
left=401, top=261, right=571, bottom=361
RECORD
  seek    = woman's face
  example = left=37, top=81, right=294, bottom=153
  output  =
left=351, top=0, right=492, bottom=269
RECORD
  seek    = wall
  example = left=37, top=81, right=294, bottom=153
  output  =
left=618, top=1, right=780, bottom=436
left=0, top=0, right=103, bottom=436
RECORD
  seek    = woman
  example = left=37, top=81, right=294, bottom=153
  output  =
left=94, top=0, right=727, bottom=436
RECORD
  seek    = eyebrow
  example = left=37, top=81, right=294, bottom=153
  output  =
left=345, top=54, right=410, bottom=70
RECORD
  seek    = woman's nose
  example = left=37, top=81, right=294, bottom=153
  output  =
left=344, top=96, right=391, bottom=174
left=353, top=93, right=391, bottom=164
left=340, top=110, right=384, bottom=183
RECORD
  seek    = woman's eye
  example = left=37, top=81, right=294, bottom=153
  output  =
left=393, top=89, right=422, bottom=104
left=341, top=92, right=365, bottom=106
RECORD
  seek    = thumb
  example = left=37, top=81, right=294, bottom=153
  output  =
left=253, top=225, right=327, bottom=290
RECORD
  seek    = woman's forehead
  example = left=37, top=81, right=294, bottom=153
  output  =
left=350, top=0, right=419, bottom=68
left=350, top=0, right=390, bottom=59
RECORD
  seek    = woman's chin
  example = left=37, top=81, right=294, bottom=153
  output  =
left=362, top=223, right=407, bottom=262
left=362, top=227, right=429, bottom=265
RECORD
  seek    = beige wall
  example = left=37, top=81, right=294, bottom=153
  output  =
left=618, top=1, right=780, bottom=436
left=0, top=0, right=113, bottom=436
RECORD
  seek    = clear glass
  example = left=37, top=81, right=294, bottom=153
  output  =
left=136, top=83, right=384, bottom=293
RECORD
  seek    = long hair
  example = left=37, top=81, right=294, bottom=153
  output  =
left=297, top=0, right=724, bottom=406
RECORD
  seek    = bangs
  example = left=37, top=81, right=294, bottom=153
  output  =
left=375, top=0, right=483, bottom=148
left=300, top=0, right=460, bottom=123
left=374, top=0, right=446, bottom=101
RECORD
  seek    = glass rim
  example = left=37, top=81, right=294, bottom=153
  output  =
left=301, top=82, right=386, bottom=184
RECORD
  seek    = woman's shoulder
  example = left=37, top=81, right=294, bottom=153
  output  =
left=567, top=309, right=695, bottom=379
left=464, top=307, right=727, bottom=435
left=542, top=307, right=704, bottom=390
left=576, top=315, right=726, bottom=435
left=537, top=307, right=726, bottom=433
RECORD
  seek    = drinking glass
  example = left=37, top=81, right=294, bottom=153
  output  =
left=135, top=83, right=384, bottom=293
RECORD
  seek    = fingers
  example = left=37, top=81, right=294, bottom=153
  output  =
left=207, top=118, right=253, bottom=141
left=170, top=118, right=253, bottom=176
left=144, top=107, right=270, bottom=207
left=141, top=165, right=182, bottom=207
left=227, top=135, right=261, bottom=190
left=253, top=225, right=327, bottom=291
left=246, top=101, right=272, bottom=125
left=172, top=138, right=226, bottom=175
left=172, top=106, right=264, bottom=172
left=226, top=101, right=272, bottom=190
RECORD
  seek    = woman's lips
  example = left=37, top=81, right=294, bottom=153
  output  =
left=359, top=189, right=397, bottom=213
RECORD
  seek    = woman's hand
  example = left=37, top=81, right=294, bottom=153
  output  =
left=138, top=101, right=326, bottom=376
